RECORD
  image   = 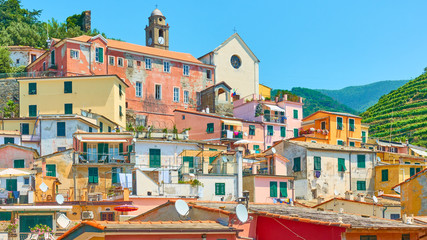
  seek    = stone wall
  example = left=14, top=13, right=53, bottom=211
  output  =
left=0, top=79, right=19, bottom=115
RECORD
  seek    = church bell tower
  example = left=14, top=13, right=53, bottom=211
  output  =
left=145, top=8, right=170, bottom=50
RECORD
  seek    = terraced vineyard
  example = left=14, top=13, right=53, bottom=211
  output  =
left=361, top=74, right=427, bottom=147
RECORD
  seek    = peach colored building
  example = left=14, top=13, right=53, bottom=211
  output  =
left=233, top=93, right=303, bottom=149
left=27, top=13, right=214, bottom=129
left=0, top=144, right=39, bottom=169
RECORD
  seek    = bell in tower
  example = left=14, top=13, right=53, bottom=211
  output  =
left=145, top=8, right=170, bottom=50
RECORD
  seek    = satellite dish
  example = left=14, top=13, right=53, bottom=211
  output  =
left=235, top=204, right=248, bottom=223
left=376, top=156, right=381, bottom=162
left=373, top=196, right=378, bottom=204
left=271, top=147, right=276, bottom=154
left=56, top=194, right=64, bottom=205
left=244, top=132, right=248, bottom=137
left=334, top=190, right=339, bottom=196
left=222, top=156, right=227, bottom=163
left=56, top=213, right=71, bottom=229
left=175, top=199, right=190, bottom=216
left=39, top=182, right=48, bottom=193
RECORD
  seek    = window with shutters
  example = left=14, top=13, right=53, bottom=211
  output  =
left=337, top=140, right=344, bottom=146
left=280, top=126, right=286, bottom=137
left=349, top=142, right=355, bottom=147
left=314, top=157, right=321, bottom=170
left=416, top=167, right=421, bottom=173
left=100, top=212, right=115, bottom=221
left=390, top=214, right=400, bottom=220
left=6, top=179, right=17, bottom=191
left=293, top=157, right=301, bottom=172
left=269, top=181, right=277, bottom=197
left=112, top=167, right=120, bottom=184
left=208, top=148, right=217, bottom=164
left=119, top=106, right=123, bottom=117
left=279, top=182, right=288, bottom=197
left=64, top=103, right=73, bottom=114
left=29, top=105, right=37, bottom=117
left=381, top=169, right=388, bottom=181
left=253, top=145, right=260, bottom=153
left=267, top=125, right=274, bottom=136
left=249, top=125, right=255, bottom=136
left=28, top=83, right=37, bottom=95
left=183, top=156, right=194, bottom=168
left=20, top=215, right=52, bottom=233
left=293, top=128, right=298, bottom=137
left=46, top=164, right=56, bottom=177
left=21, top=123, right=29, bottom=135
left=95, top=47, right=104, bottom=63
left=337, top=117, right=343, bottom=130
left=410, top=168, right=416, bottom=177
left=215, top=183, right=225, bottom=195
left=57, top=122, right=66, bottom=137
left=349, top=118, right=355, bottom=131
left=119, top=84, right=123, bottom=97
left=50, top=50, right=55, bottom=66
left=338, top=158, right=346, bottom=172
left=99, top=122, right=103, bottom=132
left=362, top=131, right=366, bottom=143
left=357, top=181, right=366, bottom=191
left=88, top=167, right=98, bottom=184
left=0, top=212, right=11, bottom=221
left=293, top=109, right=298, bottom=119
left=4, top=137, right=14, bottom=144
left=321, top=121, right=326, bottom=130
left=206, top=123, right=214, bottom=133
left=357, top=155, right=366, bottom=168
left=14, top=159, right=25, bottom=168
left=64, top=81, right=72, bottom=93
left=70, top=49, right=79, bottom=59
left=149, top=149, right=161, bottom=168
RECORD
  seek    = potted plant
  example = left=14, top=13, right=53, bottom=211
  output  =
left=6, top=218, right=18, bottom=237
left=30, top=224, right=54, bottom=239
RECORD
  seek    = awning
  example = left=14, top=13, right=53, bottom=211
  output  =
left=377, top=140, right=404, bottom=148
left=81, top=139, right=127, bottom=143
left=221, top=119, right=243, bottom=127
left=410, top=147, right=427, bottom=157
left=264, top=104, right=285, bottom=112
left=179, top=150, right=221, bottom=158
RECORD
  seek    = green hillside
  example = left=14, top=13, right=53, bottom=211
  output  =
left=318, top=80, right=409, bottom=112
left=272, top=88, right=359, bottom=118
left=361, top=75, right=427, bottom=147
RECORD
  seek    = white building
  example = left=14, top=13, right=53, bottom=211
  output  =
left=0, top=130, right=21, bottom=145
left=266, top=140, right=376, bottom=200
left=7, top=46, right=45, bottom=68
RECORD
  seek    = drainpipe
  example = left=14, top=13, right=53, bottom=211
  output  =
left=349, top=151, right=352, bottom=191
left=236, top=150, right=243, bottom=198
left=382, top=206, right=388, bottom=218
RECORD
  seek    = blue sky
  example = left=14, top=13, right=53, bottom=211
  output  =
left=21, top=0, right=427, bottom=90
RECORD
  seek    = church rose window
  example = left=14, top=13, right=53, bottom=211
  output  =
left=230, top=55, right=241, bottom=69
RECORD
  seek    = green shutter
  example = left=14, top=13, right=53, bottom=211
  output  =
left=14, top=159, right=25, bottom=168
left=410, top=168, right=415, bottom=177
left=21, top=123, right=29, bottom=135
left=249, top=125, right=255, bottom=135
left=270, top=181, right=277, bottom=197
left=215, top=183, right=225, bottom=195
left=279, top=182, right=288, bottom=197
left=57, top=122, right=66, bottom=136
left=64, top=103, right=73, bottom=114
left=149, top=149, right=161, bottom=168
left=280, top=126, right=286, bottom=137
left=293, top=157, right=301, bottom=172
left=293, top=128, right=298, bottom=137
left=0, top=212, right=11, bottom=221
left=64, top=81, right=72, bottom=93
left=100, top=122, right=103, bottom=132
left=112, top=167, right=119, bottom=184
left=51, top=50, right=55, bottom=64
left=28, top=83, right=37, bottom=95
left=293, top=109, right=298, bottom=119
left=119, top=84, right=122, bottom=96
left=349, top=119, right=355, bottom=131
left=6, top=179, right=17, bottom=191
left=337, top=117, right=343, bottom=130
left=4, top=137, right=14, bottom=144
left=349, top=142, right=355, bottom=147
left=338, top=158, right=346, bottom=172
left=88, top=167, right=98, bottom=183
left=29, top=105, right=37, bottom=117
left=119, top=143, right=123, bottom=155
left=83, top=142, right=87, bottom=159
left=416, top=168, right=421, bottom=173
left=381, top=169, right=388, bottom=181
left=357, top=155, right=366, bottom=168
left=314, top=157, right=321, bottom=170
left=207, top=123, right=214, bottom=133
left=20, top=215, right=53, bottom=233
left=267, top=125, right=274, bottom=136
left=97, top=143, right=108, bottom=161
left=357, top=181, right=366, bottom=191
left=362, top=131, right=366, bottom=143
left=183, top=156, right=194, bottom=168
left=46, top=164, right=56, bottom=177
left=337, top=140, right=344, bottom=146
left=98, top=48, right=104, bottom=63
left=119, top=106, right=123, bottom=117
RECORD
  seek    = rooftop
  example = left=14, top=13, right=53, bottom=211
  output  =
left=283, top=140, right=375, bottom=153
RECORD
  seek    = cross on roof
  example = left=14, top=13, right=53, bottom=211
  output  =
left=233, top=27, right=237, bottom=33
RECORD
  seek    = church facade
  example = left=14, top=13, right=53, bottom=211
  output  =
left=199, top=33, right=260, bottom=99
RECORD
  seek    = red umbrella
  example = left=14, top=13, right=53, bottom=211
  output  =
left=114, top=205, right=138, bottom=212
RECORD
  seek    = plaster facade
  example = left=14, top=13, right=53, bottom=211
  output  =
left=8, top=46, right=44, bottom=68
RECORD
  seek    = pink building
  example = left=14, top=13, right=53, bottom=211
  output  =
left=233, top=93, right=304, bottom=149
left=27, top=10, right=215, bottom=128
left=0, top=144, right=39, bottom=169
left=243, top=153, right=294, bottom=203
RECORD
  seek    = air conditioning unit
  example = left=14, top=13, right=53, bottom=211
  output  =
left=82, top=211, right=94, bottom=220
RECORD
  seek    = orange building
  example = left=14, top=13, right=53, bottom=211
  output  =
left=293, top=111, right=367, bottom=147
left=393, top=168, right=427, bottom=217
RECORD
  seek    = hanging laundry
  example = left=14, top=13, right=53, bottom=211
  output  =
left=12, top=191, right=20, bottom=199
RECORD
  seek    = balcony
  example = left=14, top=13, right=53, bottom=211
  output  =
left=74, top=152, right=135, bottom=165
left=263, top=115, right=286, bottom=124
left=21, top=134, right=40, bottom=142
left=221, top=130, right=243, bottom=140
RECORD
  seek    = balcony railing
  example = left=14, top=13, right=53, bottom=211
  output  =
left=221, top=130, right=243, bottom=140
left=0, top=71, right=63, bottom=79
left=75, top=152, right=135, bottom=164
left=263, top=115, right=286, bottom=123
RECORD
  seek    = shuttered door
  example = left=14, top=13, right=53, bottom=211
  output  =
left=279, top=182, right=287, bottom=197
left=149, top=149, right=161, bottom=168
left=270, top=181, right=277, bottom=197
left=20, top=215, right=52, bottom=233
left=98, top=143, right=108, bottom=161
left=6, top=179, right=17, bottom=191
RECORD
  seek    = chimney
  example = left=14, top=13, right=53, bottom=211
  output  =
left=357, top=193, right=365, bottom=202
left=82, top=10, right=91, bottom=32
left=345, top=191, right=354, bottom=200
left=317, top=196, right=325, bottom=204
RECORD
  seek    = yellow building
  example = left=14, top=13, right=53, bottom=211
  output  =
left=294, top=111, right=366, bottom=147
left=259, top=84, right=272, bottom=99
left=18, top=75, right=128, bottom=128
left=375, top=152, right=426, bottom=194
left=393, top=168, right=427, bottom=216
